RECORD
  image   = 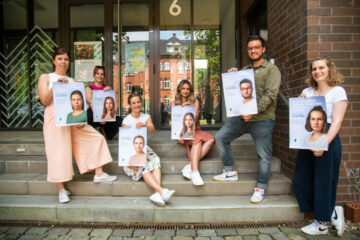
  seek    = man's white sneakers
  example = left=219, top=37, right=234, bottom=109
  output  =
left=250, top=188, right=264, bottom=204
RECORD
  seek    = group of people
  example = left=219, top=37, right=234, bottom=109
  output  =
left=39, top=34, right=347, bottom=237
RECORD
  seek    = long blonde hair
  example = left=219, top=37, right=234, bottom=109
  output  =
left=174, top=80, right=195, bottom=105
left=305, top=56, right=343, bottom=88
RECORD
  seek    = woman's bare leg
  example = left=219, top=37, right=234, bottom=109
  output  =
left=152, top=168, right=161, bottom=185
left=95, top=167, right=103, bottom=177
left=190, top=142, right=202, bottom=172
left=200, top=138, right=215, bottom=159
left=143, top=172, right=163, bottom=194
left=56, top=182, right=65, bottom=191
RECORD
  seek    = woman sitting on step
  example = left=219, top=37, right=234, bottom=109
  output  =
left=122, top=93, right=175, bottom=207
left=174, top=80, right=215, bottom=186
left=38, top=47, right=117, bottom=204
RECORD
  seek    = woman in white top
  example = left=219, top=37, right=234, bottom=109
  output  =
left=38, top=48, right=117, bottom=204
left=293, top=56, right=348, bottom=236
left=122, top=93, right=175, bottom=207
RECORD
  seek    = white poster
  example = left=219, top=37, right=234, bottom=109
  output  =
left=74, top=41, right=102, bottom=82
left=53, top=82, right=87, bottom=127
left=92, top=90, right=116, bottom=122
left=171, top=105, right=196, bottom=140
left=118, top=127, right=147, bottom=167
left=289, top=96, right=328, bottom=150
left=222, top=69, right=258, bottom=117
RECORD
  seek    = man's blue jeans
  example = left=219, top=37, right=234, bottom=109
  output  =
left=215, top=117, right=275, bottom=189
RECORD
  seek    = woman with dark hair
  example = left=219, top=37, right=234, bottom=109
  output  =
left=303, top=106, right=328, bottom=150
left=101, top=96, right=116, bottom=121
left=294, top=56, right=348, bottom=236
left=38, top=48, right=117, bottom=204
left=85, top=66, right=122, bottom=139
left=66, top=90, right=87, bottom=124
left=122, top=93, right=175, bottom=207
left=174, top=80, right=215, bottom=186
left=180, top=112, right=196, bottom=139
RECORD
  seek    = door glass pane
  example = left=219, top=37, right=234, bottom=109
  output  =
left=69, top=4, right=104, bottom=83
left=119, top=3, right=150, bottom=116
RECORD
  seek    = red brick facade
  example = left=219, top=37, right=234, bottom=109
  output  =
left=241, top=0, right=360, bottom=204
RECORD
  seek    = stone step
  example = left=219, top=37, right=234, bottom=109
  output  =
left=0, top=156, right=281, bottom=175
left=0, top=194, right=303, bottom=223
left=0, top=173, right=291, bottom=197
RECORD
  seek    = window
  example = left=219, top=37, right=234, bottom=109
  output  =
left=177, top=61, right=184, bottom=73
left=160, top=62, right=163, bottom=71
left=164, top=61, right=170, bottom=71
left=164, top=78, right=170, bottom=89
left=164, top=96, right=170, bottom=106
left=126, top=82, right=131, bottom=93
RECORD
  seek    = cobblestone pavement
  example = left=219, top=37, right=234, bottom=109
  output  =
left=0, top=225, right=359, bottom=240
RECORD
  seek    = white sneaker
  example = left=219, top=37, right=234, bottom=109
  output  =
left=93, top=172, right=117, bottom=183
left=58, top=189, right=70, bottom=203
left=331, top=206, right=345, bottom=236
left=213, top=170, right=238, bottom=181
left=250, top=188, right=264, bottom=203
left=301, top=220, right=328, bottom=235
left=149, top=192, right=165, bottom=207
left=181, top=164, right=192, bottom=180
left=162, top=188, right=175, bottom=202
left=191, top=171, right=204, bottom=186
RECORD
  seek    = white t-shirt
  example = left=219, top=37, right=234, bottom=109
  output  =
left=302, top=86, right=347, bottom=123
left=123, top=113, right=150, bottom=127
left=239, top=97, right=258, bottom=115
left=48, top=72, right=73, bottom=89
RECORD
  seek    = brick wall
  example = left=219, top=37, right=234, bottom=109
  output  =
left=265, top=0, right=360, bottom=204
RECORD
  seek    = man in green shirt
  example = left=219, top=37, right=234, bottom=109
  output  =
left=213, top=35, right=281, bottom=204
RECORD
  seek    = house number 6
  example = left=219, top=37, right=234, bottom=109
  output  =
left=169, top=0, right=181, bottom=16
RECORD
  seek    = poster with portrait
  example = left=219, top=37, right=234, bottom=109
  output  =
left=53, top=82, right=87, bottom=127
left=171, top=105, right=196, bottom=140
left=118, top=127, right=147, bottom=167
left=74, top=41, right=102, bottom=82
left=125, top=43, right=146, bottom=73
left=92, top=90, right=116, bottom=122
left=222, top=69, right=258, bottom=117
left=289, top=96, right=328, bottom=150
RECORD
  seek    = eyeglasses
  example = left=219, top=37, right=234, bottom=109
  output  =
left=247, top=46, right=262, bottom=51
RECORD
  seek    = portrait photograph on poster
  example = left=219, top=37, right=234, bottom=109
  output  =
left=118, top=127, right=147, bottom=167
left=171, top=105, right=196, bottom=140
left=53, top=82, right=87, bottom=127
left=74, top=41, right=102, bottom=82
left=221, top=69, right=258, bottom=117
left=92, top=90, right=116, bottom=122
left=289, top=96, right=328, bottom=151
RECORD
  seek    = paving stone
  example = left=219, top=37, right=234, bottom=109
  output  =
left=2, top=235, right=18, bottom=240
left=258, top=234, right=272, bottom=240
left=0, top=227, right=8, bottom=234
left=43, top=235, right=70, bottom=240
left=304, top=234, right=338, bottom=240
left=90, top=229, right=113, bottom=238
left=197, top=230, right=216, bottom=237
left=210, top=237, right=224, bottom=240
left=133, top=229, right=154, bottom=237
left=68, top=228, right=91, bottom=236
left=25, top=227, right=49, bottom=235
left=224, top=237, right=243, bottom=240
left=109, top=237, right=123, bottom=240
left=289, top=235, right=306, bottom=240
left=68, top=236, right=90, bottom=240
left=216, top=229, right=237, bottom=237
left=173, top=236, right=193, bottom=240
left=195, top=237, right=210, bottom=240
left=341, top=232, right=360, bottom=240
left=47, top=228, right=71, bottom=236
left=258, top=228, right=280, bottom=234
left=271, top=232, right=289, bottom=240
left=154, top=230, right=176, bottom=237
left=6, top=226, right=29, bottom=235
left=92, top=236, right=111, bottom=240
left=17, top=235, right=37, bottom=240
left=176, top=230, right=196, bottom=237
left=112, top=230, right=133, bottom=237
left=122, top=238, right=142, bottom=240
left=279, top=228, right=302, bottom=234
left=242, top=236, right=256, bottom=240
left=236, top=229, right=259, bottom=236
left=156, top=236, right=172, bottom=240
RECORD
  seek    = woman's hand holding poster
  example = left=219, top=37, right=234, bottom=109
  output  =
left=221, top=69, right=258, bottom=117
left=53, top=82, right=87, bottom=126
left=289, top=96, right=328, bottom=151
left=92, top=90, right=116, bottom=122
left=171, top=105, right=196, bottom=140
left=118, top=127, right=147, bottom=167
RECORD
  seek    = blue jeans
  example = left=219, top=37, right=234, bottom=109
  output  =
left=215, top=117, right=275, bottom=189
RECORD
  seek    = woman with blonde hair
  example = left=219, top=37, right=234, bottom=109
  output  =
left=174, top=80, right=215, bottom=186
left=38, top=48, right=117, bottom=203
left=294, top=56, right=347, bottom=236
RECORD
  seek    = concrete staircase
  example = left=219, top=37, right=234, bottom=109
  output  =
left=0, top=131, right=303, bottom=223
